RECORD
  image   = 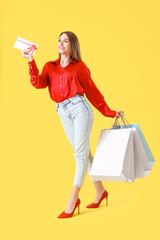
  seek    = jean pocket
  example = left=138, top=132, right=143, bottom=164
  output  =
left=71, top=96, right=83, bottom=105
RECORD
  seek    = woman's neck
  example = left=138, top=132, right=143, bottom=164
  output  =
left=60, top=54, right=71, bottom=63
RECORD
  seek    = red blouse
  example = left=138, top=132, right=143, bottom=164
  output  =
left=28, top=58, right=117, bottom=118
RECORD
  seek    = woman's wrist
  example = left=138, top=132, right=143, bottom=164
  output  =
left=29, top=56, right=34, bottom=62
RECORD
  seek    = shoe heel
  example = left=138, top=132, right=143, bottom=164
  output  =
left=106, top=197, right=108, bottom=206
left=78, top=205, right=80, bottom=214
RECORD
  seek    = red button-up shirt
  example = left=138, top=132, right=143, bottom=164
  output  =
left=28, top=58, right=116, bottom=118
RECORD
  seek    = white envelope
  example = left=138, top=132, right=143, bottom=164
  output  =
left=14, top=37, right=38, bottom=55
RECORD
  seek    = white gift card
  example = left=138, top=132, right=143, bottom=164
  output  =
left=14, top=37, right=38, bottom=55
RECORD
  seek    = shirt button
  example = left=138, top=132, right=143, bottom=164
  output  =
left=60, top=76, right=62, bottom=78
left=60, top=85, right=62, bottom=87
left=61, top=94, right=63, bottom=96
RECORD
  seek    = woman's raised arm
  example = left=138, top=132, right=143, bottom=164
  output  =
left=22, top=49, right=49, bottom=89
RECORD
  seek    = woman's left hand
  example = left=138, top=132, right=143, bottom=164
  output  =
left=116, top=111, right=124, bottom=118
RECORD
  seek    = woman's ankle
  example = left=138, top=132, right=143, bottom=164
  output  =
left=96, top=187, right=105, bottom=195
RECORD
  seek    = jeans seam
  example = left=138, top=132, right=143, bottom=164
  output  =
left=82, top=112, right=89, bottom=186
left=74, top=118, right=89, bottom=187
left=81, top=135, right=89, bottom=187
left=81, top=101, right=89, bottom=187
left=73, top=100, right=89, bottom=187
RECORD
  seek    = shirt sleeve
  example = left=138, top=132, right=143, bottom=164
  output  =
left=28, top=59, right=49, bottom=89
left=79, top=63, right=117, bottom=118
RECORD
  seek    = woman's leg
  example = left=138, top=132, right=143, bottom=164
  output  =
left=72, top=102, right=93, bottom=188
left=63, top=98, right=105, bottom=210
left=60, top=97, right=94, bottom=212
left=56, top=96, right=106, bottom=212
left=56, top=104, right=80, bottom=212
left=88, top=151, right=106, bottom=203
left=65, top=186, right=81, bottom=213
left=92, top=181, right=106, bottom=203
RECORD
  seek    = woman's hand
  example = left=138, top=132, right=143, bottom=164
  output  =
left=116, top=111, right=124, bottom=118
left=21, top=49, right=34, bottom=62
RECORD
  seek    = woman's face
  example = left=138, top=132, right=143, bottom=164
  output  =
left=58, top=33, right=71, bottom=56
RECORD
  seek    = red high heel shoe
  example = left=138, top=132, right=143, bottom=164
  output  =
left=86, top=190, right=108, bottom=208
left=57, top=198, right=81, bottom=218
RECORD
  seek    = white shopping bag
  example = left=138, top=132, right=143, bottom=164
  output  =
left=90, top=116, right=152, bottom=182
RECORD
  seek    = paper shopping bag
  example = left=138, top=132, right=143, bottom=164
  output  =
left=116, top=123, right=155, bottom=168
left=90, top=123, right=152, bottom=182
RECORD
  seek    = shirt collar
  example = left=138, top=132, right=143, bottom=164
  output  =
left=51, top=58, right=76, bottom=65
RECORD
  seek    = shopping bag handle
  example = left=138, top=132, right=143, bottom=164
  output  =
left=112, top=116, right=126, bottom=129
left=122, top=114, right=130, bottom=125
left=112, top=114, right=130, bottom=129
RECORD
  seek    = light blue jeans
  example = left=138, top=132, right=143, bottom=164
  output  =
left=56, top=93, right=99, bottom=187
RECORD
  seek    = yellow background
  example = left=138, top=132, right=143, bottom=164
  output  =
left=0, top=0, right=160, bottom=239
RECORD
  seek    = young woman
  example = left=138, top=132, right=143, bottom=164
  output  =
left=22, top=31, right=124, bottom=218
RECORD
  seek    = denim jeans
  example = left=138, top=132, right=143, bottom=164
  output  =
left=56, top=93, right=99, bottom=187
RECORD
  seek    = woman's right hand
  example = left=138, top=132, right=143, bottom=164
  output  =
left=116, top=111, right=124, bottom=118
left=21, top=49, right=34, bottom=62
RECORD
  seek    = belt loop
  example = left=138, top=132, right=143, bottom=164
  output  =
left=78, top=94, right=82, bottom=100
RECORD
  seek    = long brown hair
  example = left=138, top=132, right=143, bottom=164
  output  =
left=58, top=31, right=82, bottom=62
